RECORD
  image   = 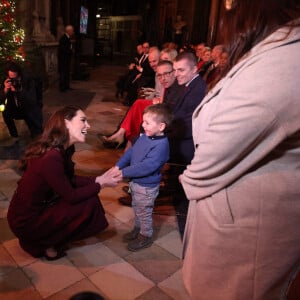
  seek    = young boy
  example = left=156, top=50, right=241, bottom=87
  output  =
left=113, top=104, right=172, bottom=251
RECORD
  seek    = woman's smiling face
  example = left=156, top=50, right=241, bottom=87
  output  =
left=65, top=109, right=90, bottom=145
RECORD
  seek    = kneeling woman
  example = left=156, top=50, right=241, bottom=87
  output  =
left=7, top=105, right=121, bottom=260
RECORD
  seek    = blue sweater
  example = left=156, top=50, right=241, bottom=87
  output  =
left=116, top=134, right=169, bottom=187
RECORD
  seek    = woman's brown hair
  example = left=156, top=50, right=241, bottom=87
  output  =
left=19, top=105, right=82, bottom=170
left=221, top=0, right=300, bottom=74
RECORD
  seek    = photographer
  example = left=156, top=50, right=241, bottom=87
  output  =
left=0, top=61, right=43, bottom=144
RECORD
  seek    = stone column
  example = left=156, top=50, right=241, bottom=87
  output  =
left=16, top=0, right=34, bottom=43
left=207, top=0, right=221, bottom=46
left=44, top=0, right=51, bottom=32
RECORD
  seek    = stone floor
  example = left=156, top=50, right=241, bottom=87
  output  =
left=0, top=63, right=191, bottom=300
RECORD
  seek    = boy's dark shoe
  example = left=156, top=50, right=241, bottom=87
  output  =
left=123, top=227, right=140, bottom=242
left=127, top=234, right=153, bottom=251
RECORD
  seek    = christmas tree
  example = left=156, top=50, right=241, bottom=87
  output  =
left=0, top=0, right=25, bottom=79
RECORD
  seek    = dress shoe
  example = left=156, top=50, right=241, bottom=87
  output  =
left=97, top=134, right=126, bottom=149
left=97, top=134, right=119, bottom=149
left=1, top=137, right=19, bottom=147
left=44, top=248, right=66, bottom=261
left=118, top=195, right=132, bottom=206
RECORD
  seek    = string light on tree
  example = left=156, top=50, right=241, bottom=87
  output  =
left=0, top=0, right=25, bottom=74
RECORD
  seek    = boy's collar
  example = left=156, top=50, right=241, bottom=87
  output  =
left=147, top=134, right=166, bottom=140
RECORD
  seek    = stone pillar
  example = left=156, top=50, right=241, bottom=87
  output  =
left=16, top=0, right=58, bottom=87
left=44, top=0, right=51, bottom=33
left=207, top=0, right=221, bottom=46
left=16, top=0, right=44, bottom=76
left=31, top=0, right=55, bottom=43
left=16, top=0, right=34, bottom=43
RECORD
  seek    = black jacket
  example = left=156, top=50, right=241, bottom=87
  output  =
left=57, top=34, right=72, bottom=72
left=0, top=75, right=41, bottom=113
left=168, top=76, right=206, bottom=164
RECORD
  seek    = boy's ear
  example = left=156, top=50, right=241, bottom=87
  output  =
left=160, top=122, right=166, bottom=132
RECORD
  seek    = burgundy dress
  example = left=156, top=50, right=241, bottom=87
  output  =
left=7, top=147, right=108, bottom=257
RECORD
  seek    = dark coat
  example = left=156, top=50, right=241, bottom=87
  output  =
left=0, top=75, right=40, bottom=112
left=7, top=147, right=108, bottom=257
left=136, top=56, right=155, bottom=89
left=164, top=80, right=184, bottom=110
left=57, top=33, right=72, bottom=73
left=124, top=55, right=156, bottom=105
left=168, top=75, right=206, bottom=165
left=0, top=74, right=43, bottom=137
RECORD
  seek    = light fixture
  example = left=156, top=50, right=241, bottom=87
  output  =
left=224, top=0, right=235, bottom=10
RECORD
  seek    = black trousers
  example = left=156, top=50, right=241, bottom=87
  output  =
left=2, top=106, right=43, bottom=138
left=59, top=59, right=71, bottom=91
left=162, top=164, right=189, bottom=239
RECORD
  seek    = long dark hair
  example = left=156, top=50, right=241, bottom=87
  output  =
left=19, top=105, right=82, bottom=170
left=221, top=0, right=300, bottom=74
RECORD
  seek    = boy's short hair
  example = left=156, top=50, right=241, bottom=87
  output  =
left=143, top=103, right=173, bottom=128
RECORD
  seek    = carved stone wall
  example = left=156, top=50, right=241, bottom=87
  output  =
left=31, top=0, right=56, bottom=42
left=16, top=0, right=59, bottom=87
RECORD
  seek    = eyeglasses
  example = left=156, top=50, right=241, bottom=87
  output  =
left=156, top=70, right=174, bottom=79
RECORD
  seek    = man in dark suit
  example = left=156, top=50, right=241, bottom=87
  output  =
left=57, top=25, right=74, bottom=92
left=166, top=51, right=206, bottom=237
left=170, top=51, right=206, bottom=165
left=124, top=42, right=156, bottom=106
left=134, top=42, right=155, bottom=88
left=115, top=44, right=144, bottom=98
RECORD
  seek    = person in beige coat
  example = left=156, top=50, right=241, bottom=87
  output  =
left=179, top=1, right=300, bottom=299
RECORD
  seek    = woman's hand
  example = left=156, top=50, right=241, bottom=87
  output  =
left=96, top=167, right=122, bottom=188
left=152, top=97, right=162, bottom=104
left=178, top=174, right=183, bottom=184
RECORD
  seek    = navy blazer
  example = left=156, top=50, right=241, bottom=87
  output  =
left=169, top=75, right=206, bottom=164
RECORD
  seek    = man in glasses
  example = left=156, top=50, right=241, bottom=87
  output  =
left=123, top=42, right=155, bottom=106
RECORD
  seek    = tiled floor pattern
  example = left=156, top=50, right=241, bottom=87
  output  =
left=0, top=65, right=191, bottom=300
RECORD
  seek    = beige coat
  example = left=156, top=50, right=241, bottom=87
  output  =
left=181, top=23, right=300, bottom=300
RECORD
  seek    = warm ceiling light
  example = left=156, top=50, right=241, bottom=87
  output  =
left=224, top=0, right=235, bottom=10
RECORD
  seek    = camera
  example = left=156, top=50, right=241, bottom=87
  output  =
left=8, top=78, right=22, bottom=90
